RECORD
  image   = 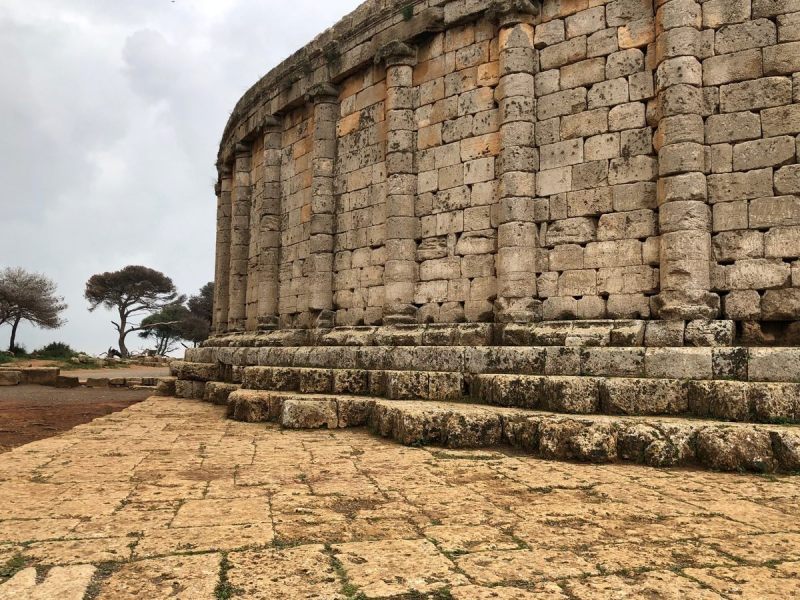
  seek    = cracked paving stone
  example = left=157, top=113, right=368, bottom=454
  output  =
left=95, top=553, right=219, bottom=599
left=0, top=565, right=95, bottom=600
left=332, top=538, right=469, bottom=597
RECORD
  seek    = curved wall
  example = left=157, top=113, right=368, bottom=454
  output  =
left=212, top=0, right=800, bottom=339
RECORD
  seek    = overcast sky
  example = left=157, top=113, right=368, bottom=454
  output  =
left=0, top=0, right=362, bottom=354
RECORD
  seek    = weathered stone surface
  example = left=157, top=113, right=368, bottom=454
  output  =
left=696, top=427, right=775, bottom=472
left=0, top=370, right=20, bottom=386
left=600, top=378, right=688, bottom=415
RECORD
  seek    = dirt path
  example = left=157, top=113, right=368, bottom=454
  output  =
left=69, top=366, right=170, bottom=380
left=0, top=385, right=152, bottom=452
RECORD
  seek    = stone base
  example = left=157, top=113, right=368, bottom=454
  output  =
left=222, top=390, right=800, bottom=473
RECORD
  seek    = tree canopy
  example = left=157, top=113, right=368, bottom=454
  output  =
left=0, top=268, right=67, bottom=351
left=85, top=265, right=181, bottom=357
left=137, top=282, right=214, bottom=355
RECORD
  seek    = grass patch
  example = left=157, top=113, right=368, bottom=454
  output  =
left=0, top=553, right=29, bottom=582
left=82, top=561, right=121, bottom=600
left=214, top=553, right=239, bottom=599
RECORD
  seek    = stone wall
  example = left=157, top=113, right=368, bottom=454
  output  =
left=211, top=0, right=800, bottom=340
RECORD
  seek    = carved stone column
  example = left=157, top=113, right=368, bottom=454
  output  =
left=213, top=165, right=232, bottom=334
left=257, top=115, right=282, bottom=330
left=652, top=0, right=718, bottom=319
left=227, top=143, right=251, bottom=332
left=379, top=41, right=419, bottom=325
left=307, top=84, right=338, bottom=328
left=491, top=0, right=540, bottom=323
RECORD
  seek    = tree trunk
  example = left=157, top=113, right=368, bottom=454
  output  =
left=9, top=316, right=20, bottom=352
left=117, top=310, right=129, bottom=358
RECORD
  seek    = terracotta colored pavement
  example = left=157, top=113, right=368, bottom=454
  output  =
left=1, top=397, right=799, bottom=599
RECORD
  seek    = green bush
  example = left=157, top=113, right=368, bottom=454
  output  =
left=9, top=344, right=27, bottom=357
left=0, top=354, right=13, bottom=365
left=32, top=342, right=75, bottom=359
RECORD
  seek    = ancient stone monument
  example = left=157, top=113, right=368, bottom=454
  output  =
left=174, top=0, right=800, bottom=472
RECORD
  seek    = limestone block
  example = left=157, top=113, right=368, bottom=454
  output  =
left=696, top=427, right=775, bottom=473
left=85, top=377, right=110, bottom=388
left=749, top=196, right=800, bottom=229
left=543, top=296, right=578, bottom=319
left=587, top=27, right=619, bottom=56
left=606, top=49, right=644, bottom=79
left=760, top=104, right=800, bottom=138
left=298, top=369, right=334, bottom=394
left=763, top=41, right=800, bottom=75
left=560, top=108, right=609, bottom=140
left=585, top=132, right=621, bottom=160
left=720, top=77, right=792, bottom=112
left=761, top=288, right=800, bottom=321
left=540, top=139, right=584, bottom=170
left=726, top=258, right=791, bottom=290
left=543, top=376, right=600, bottom=414
left=280, top=398, right=338, bottom=429
left=608, top=155, right=658, bottom=184
left=0, top=371, right=20, bottom=386
left=546, top=217, right=597, bottom=245
left=765, top=227, right=800, bottom=258
left=713, top=200, right=748, bottom=232
left=645, top=347, right=712, bottom=379
left=713, top=231, right=764, bottom=262
left=538, top=88, right=587, bottom=120
left=749, top=347, right=800, bottom=382
left=618, top=422, right=698, bottom=467
left=584, top=239, right=642, bottom=268
left=705, top=111, right=761, bottom=145
left=385, top=370, right=429, bottom=400
left=608, top=102, right=646, bottom=131
left=714, top=18, right=776, bottom=54
left=538, top=418, right=617, bottom=463
left=775, top=165, right=800, bottom=195
left=588, top=77, right=629, bottom=108
left=723, top=290, right=761, bottom=320
left=687, top=380, right=751, bottom=421
left=732, top=136, right=796, bottom=171
left=155, top=377, right=176, bottom=397
left=540, top=36, right=587, bottom=70
left=618, top=18, right=655, bottom=50
left=610, top=320, right=646, bottom=345
left=560, top=58, right=607, bottom=89
left=581, top=347, right=645, bottom=377
left=707, top=169, right=773, bottom=204
left=749, top=383, right=800, bottom=422
left=612, top=181, right=657, bottom=211
left=702, top=49, right=763, bottom=86
left=600, top=378, right=688, bottom=415
left=534, top=19, right=565, bottom=48
left=597, top=265, right=658, bottom=294
left=464, top=346, right=545, bottom=375
left=204, top=382, right=241, bottom=405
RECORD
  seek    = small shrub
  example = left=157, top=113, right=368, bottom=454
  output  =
left=33, top=342, right=75, bottom=359
left=9, top=344, right=27, bottom=356
left=402, top=4, right=413, bottom=20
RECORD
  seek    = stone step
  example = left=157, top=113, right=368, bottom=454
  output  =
left=472, top=374, right=800, bottom=425
left=175, top=363, right=800, bottom=425
left=223, top=390, right=800, bottom=474
left=176, top=341, right=800, bottom=383
left=188, top=319, right=747, bottom=352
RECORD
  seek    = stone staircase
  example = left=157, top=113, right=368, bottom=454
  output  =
left=171, top=322, right=800, bottom=474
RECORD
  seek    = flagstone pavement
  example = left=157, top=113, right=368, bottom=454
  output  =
left=1, top=397, right=799, bottom=599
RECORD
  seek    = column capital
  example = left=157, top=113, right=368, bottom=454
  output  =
left=217, top=162, right=232, bottom=179
left=487, top=0, right=539, bottom=27
left=234, top=142, right=250, bottom=157
left=214, top=181, right=222, bottom=196
left=305, top=82, right=339, bottom=104
left=263, top=114, right=281, bottom=131
left=375, top=41, right=417, bottom=67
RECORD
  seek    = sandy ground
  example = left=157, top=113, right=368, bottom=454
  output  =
left=0, top=396, right=798, bottom=598
left=0, top=385, right=151, bottom=451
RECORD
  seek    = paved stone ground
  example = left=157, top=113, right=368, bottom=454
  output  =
left=1, top=398, right=799, bottom=599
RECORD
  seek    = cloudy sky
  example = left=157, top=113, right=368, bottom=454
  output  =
left=0, top=0, right=362, bottom=354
